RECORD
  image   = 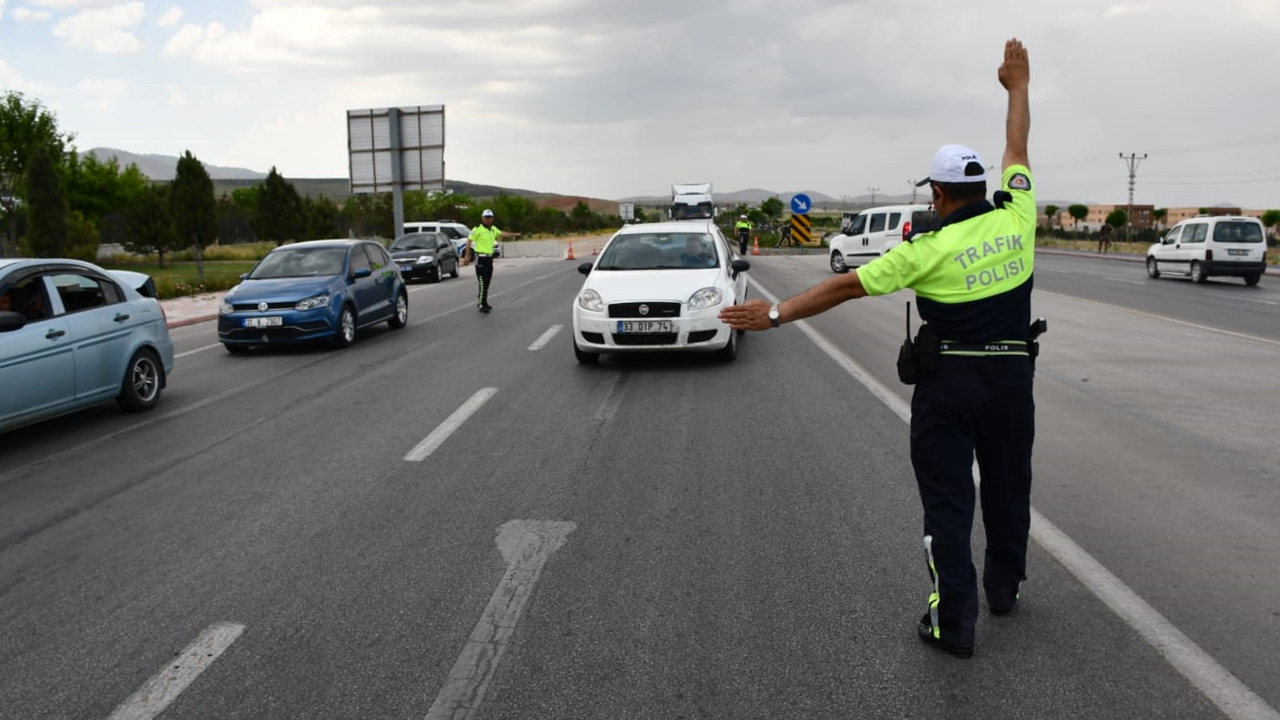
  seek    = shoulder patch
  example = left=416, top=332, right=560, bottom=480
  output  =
left=1008, top=173, right=1031, bottom=191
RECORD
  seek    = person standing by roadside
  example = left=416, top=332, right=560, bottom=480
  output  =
left=467, top=209, right=517, bottom=313
left=719, top=38, right=1038, bottom=659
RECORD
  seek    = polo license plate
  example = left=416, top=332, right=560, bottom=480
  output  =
left=244, top=316, right=283, bottom=328
left=1227, top=249, right=1249, bottom=256
left=617, top=320, right=673, bottom=334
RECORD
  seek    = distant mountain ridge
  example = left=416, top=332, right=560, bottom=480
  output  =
left=89, top=148, right=269, bottom=181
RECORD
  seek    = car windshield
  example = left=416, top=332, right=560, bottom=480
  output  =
left=595, top=232, right=719, bottom=271
left=249, top=247, right=348, bottom=279
left=391, top=234, right=438, bottom=251
left=1213, top=222, right=1263, bottom=243
left=847, top=214, right=867, bottom=235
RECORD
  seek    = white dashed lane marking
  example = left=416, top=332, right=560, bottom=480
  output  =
left=404, top=388, right=498, bottom=462
left=106, top=622, right=245, bottom=720
left=527, top=324, right=563, bottom=351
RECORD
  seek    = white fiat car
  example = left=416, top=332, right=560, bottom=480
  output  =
left=572, top=220, right=750, bottom=364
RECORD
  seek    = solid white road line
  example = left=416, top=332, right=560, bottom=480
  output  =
left=106, top=622, right=245, bottom=720
left=1102, top=276, right=1146, bottom=285
left=404, top=388, right=498, bottom=462
left=175, top=343, right=221, bottom=359
left=527, top=324, right=564, bottom=351
left=425, top=520, right=576, bottom=720
left=746, top=276, right=1280, bottom=720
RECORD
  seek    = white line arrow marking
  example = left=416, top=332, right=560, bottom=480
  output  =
left=425, top=520, right=576, bottom=720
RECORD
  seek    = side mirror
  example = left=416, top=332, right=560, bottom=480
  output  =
left=352, top=267, right=373, bottom=280
left=0, top=310, right=26, bottom=333
left=578, top=262, right=594, bottom=275
left=731, top=259, right=750, bottom=277
left=239, top=273, right=249, bottom=280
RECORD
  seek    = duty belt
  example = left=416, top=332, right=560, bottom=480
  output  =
left=938, top=340, right=1030, bottom=357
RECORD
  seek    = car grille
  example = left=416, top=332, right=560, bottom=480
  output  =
left=219, top=321, right=331, bottom=341
left=608, top=302, right=680, bottom=318
left=232, top=301, right=296, bottom=311
left=612, top=333, right=678, bottom=346
left=687, top=330, right=718, bottom=344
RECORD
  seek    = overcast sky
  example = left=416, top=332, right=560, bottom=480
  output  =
left=2, top=0, right=1279, bottom=209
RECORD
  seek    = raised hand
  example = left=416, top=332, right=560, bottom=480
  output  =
left=998, top=38, right=1030, bottom=91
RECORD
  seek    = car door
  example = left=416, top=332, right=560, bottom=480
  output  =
left=1153, top=225, right=1183, bottom=271
left=882, top=211, right=904, bottom=254
left=0, top=274, right=76, bottom=428
left=48, top=270, right=137, bottom=402
left=1179, top=223, right=1208, bottom=273
left=865, top=212, right=888, bottom=254
left=362, top=243, right=399, bottom=320
left=436, top=234, right=458, bottom=274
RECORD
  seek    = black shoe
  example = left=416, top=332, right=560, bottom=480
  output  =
left=478, top=305, right=490, bottom=314
left=987, top=585, right=1021, bottom=616
left=481, top=304, right=493, bottom=311
left=917, top=613, right=973, bottom=658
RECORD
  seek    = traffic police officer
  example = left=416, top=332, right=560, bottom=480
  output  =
left=467, top=209, right=508, bottom=313
left=719, top=38, right=1036, bottom=658
left=735, top=214, right=753, bottom=255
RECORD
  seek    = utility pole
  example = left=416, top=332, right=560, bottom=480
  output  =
left=907, top=180, right=917, bottom=204
left=1119, top=152, right=1147, bottom=244
left=867, top=187, right=880, bottom=206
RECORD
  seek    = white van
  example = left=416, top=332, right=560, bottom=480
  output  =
left=402, top=220, right=502, bottom=258
left=1145, top=215, right=1267, bottom=286
left=829, top=204, right=935, bottom=273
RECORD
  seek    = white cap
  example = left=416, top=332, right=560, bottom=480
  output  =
left=482, top=209, right=494, bottom=218
left=740, top=214, right=747, bottom=219
left=915, top=144, right=986, bottom=186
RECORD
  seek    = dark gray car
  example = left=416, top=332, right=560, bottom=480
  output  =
left=389, top=232, right=460, bottom=283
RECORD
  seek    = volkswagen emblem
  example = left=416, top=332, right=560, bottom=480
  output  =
left=639, top=304, right=649, bottom=316
left=257, top=302, right=268, bottom=312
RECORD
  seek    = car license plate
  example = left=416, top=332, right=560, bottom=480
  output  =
left=400, top=265, right=414, bottom=271
left=1228, top=249, right=1249, bottom=256
left=617, top=320, right=673, bottom=333
left=244, top=316, right=283, bottom=328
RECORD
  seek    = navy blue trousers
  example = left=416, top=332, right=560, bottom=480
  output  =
left=910, top=355, right=1035, bottom=644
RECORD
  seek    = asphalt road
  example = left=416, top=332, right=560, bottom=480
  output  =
left=1, top=253, right=1277, bottom=719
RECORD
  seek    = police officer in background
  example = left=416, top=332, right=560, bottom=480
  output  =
left=467, top=209, right=516, bottom=313
left=719, top=38, right=1036, bottom=659
left=735, top=214, right=753, bottom=255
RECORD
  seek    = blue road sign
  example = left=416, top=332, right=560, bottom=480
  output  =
left=790, top=194, right=812, bottom=215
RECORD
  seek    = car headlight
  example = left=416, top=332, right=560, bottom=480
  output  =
left=416, top=254, right=435, bottom=264
left=295, top=294, right=332, bottom=311
left=219, top=300, right=234, bottom=316
left=687, top=287, right=723, bottom=311
left=578, top=289, right=603, bottom=312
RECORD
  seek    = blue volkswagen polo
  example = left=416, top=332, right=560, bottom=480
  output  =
left=218, top=239, right=408, bottom=353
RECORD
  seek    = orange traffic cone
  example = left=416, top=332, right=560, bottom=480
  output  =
left=566, top=241, right=575, bottom=261
left=751, top=237, right=761, bottom=256
left=592, top=245, right=599, bottom=256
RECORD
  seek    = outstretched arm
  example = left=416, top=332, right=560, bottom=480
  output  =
left=999, top=38, right=1030, bottom=172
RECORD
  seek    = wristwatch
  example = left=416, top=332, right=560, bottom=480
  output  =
left=768, top=304, right=781, bottom=328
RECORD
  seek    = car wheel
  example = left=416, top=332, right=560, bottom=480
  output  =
left=224, top=343, right=248, bottom=354
left=573, top=341, right=599, bottom=365
left=1146, top=257, right=1160, bottom=279
left=830, top=251, right=848, bottom=274
left=429, top=267, right=442, bottom=284
left=116, top=348, right=163, bottom=412
left=1190, top=261, right=1206, bottom=283
left=1244, top=273, right=1261, bottom=287
left=450, top=261, right=459, bottom=279
left=388, top=292, right=408, bottom=329
left=716, top=329, right=738, bottom=362
left=333, top=305, right=358, bottom=348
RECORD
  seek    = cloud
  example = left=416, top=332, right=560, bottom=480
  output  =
left=77, top=77, right=128, bottom=110
left=164, top=84, right=186, bottom=107
left=12, top=7, right=53, bottom=21
left=52, top=2, right=146, bottom=54
left=155, top=5, right=182, bottom=27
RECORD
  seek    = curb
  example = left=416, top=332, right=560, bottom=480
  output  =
left=167, top=314, right=218, bottom=329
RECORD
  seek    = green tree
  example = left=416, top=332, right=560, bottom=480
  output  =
left=170, top=150, right=217, bottom=281
left=1067, top=204, right=1089, bottom=230
left=23, top=143, right=69, bottom=257
left=1152, top=207, right=1168, bottom=231
left=125, top=183, right=179, bottom=266
left=1260, top=209, right=1279, bottom=242
left=1, top=91, right=73, bottom=256
left=570, top=201, right=594, bottom=231
left=252, top=167, right=304, bottom=245
left=301, top=195, right=343, bottom=240
left=1105, top=208, right=1128, bottom=231
left=1044, top=204, right=1059, bottom=232
left=760, top=197, right=784, bottom=228
left=65, top=210, right=100, bottom=262
left=63, top=150, right=149, bottom=227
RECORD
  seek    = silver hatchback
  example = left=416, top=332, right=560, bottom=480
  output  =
left=0, top=258, right=175, bottom=433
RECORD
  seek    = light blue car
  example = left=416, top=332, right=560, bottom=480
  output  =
left=0, top=258, right=175, bottom=433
